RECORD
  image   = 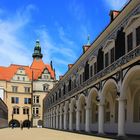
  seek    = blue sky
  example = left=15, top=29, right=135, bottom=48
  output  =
left=0, top=0, right=128, bottom=79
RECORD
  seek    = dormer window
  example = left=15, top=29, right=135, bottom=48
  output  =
left=43, top=84, right=49, bottom=91
left=17, top=76, right=20, bottom=80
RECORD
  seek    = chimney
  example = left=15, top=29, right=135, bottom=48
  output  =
left=83, top=45, right=90, bottom=53
left=68, top=64, right=73, bottom=70
left=110, top=10, right=120, bottom=22
left=59, top=75, right=63, bottom=80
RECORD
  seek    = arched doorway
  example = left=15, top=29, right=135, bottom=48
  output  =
left=69, top=98, right=76, bottom=130
left=38, top=120, right=43, bottom=127
left=23, top=120, right=31, bottom=128
left=121, top=66, right=140, bottom=135
left=9, top=119, right=20, bottom=127
left=101, top=79, right=118, bottom=133
left=77, top=94, right=86, bottom=131
left=87, top=88, right=98, bottom=132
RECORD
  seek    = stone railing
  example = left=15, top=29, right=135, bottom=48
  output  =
left=48, top=45, right=140, bottom=108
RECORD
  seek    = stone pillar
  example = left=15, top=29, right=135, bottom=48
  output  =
left=50, top=112, right=52, bottom=128
left=76, top=109, right=80, bottom=131
left=59, top=113, right=62, bottom=129
left=49, top=116, right=50, bottom=128
left=85, top=107, right=90, bottom=132
left=64, top=112, right=67, bottom=130
left=56, top=112, right=59, bottom=129
left=118, top=98, right=126, bottom=136
left=53, top=114, right=55, bottom=128
left=98, top=104, right=104, bottom=134
left=69, top=111, right=73, bottom=130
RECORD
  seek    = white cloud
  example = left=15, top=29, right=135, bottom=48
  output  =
left=105, top=0, right=129, bottom=10
left=0, top=4, right=78, bottom=79
left=69, top=0, right=86, bottom=21
left=35, top=26, right=78, bottom=78
left=0, top=5, right=36, bottom=66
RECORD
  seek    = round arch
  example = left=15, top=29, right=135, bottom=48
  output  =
left=23, top=120, right=31, bottom=127
left=121, top=65, right=140, bottom=99
left=87, top=87, right=98, bottom=108
left=101, top=78, right=118, bottom=104
left=77, top=94, right=86, bottom=110
left=70, top=98, right=76, bottom=112
left=9, top=119, right=20, bottom=127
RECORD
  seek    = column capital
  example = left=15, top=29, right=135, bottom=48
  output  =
left=117, top=97, right=126, bottom=101
left=97, top=103, right=104, bottom=106
left=85, top=106, right=91, bottom=110
left=76, top=108, right=80, bottom=112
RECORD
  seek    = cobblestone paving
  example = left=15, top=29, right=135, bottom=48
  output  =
left=0, top=128, right=112, bottom=140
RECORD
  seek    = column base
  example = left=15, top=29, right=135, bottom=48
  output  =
left=98, top=132, right=105, bottom=136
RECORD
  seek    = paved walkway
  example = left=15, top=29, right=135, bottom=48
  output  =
left=0, top=128, right=112, bottom=140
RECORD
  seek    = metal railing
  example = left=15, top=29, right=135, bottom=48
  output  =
left=48, top=45, right=140, bottom=108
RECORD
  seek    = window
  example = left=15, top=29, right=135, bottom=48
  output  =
left=23, top=108, right=29, bottom=114
left=80, top=74, right=82, bottom=84
left=13, top=107, right=19, bottom=114
left=59, top=89, right=61, bottom=97
left=33, top=96, right=39, bottom=104
left=94, top=62, right=97, bottom=75
left=127, top=33, right=133, bottom=52
left=36, top=108, right=39, bottom=114
left=90, top=65, right=93, bottom=77
left=110, top=47, right=115, bottom=63
left=12, top=86, right=18, bottom=93
left=43, top=84, right=49, bottom=91
left=136, top=26, right=140, bottom=46
left=23, top=77, right=25, bottom=81
left=11, top=97, right=19, bottom=104
left=24, top=87, right=30, bottom=93
left=17, top=76, right=20, bottom=80
left=36, top=96, right=39, bottom=103
left=24, top=98, right=31, bottom=104
left=43, top=74, right=49, bottom=79
left=33, top=107, right=39, bottom=115
left=105, top=52, right=109, bottom=67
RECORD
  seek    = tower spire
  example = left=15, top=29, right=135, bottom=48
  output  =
left=87, top=34, right=90, bottom=45
left=32, top=40, right=43, bottom=60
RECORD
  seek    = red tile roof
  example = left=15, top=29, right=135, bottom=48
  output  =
left=0, top=59, right=55, bottom=81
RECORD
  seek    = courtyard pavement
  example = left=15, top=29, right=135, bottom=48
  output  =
left=0, top=128, right=112, bottom=140
left=0, top=128, right=140, bottom=140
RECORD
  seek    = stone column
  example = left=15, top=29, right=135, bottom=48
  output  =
left=53, top=114, right=55, bottom=128
left=64, top=112, right=67, bottom=130
left=59, top=112, right=62, bottom=129
left=56, top=112, right=59, bottom=129
left=85, top=107, right=90, bottom=132
left=98, top=104, right=104, bottom=134
left=118, top=98, right=126, bottom=136
left=50, top=112, right=52, bottom=128
left=49, top=116, right=50, bottom=128
left=69, top=111, right=73, bottom=131
left=76, top=109, right=80, bottom=131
